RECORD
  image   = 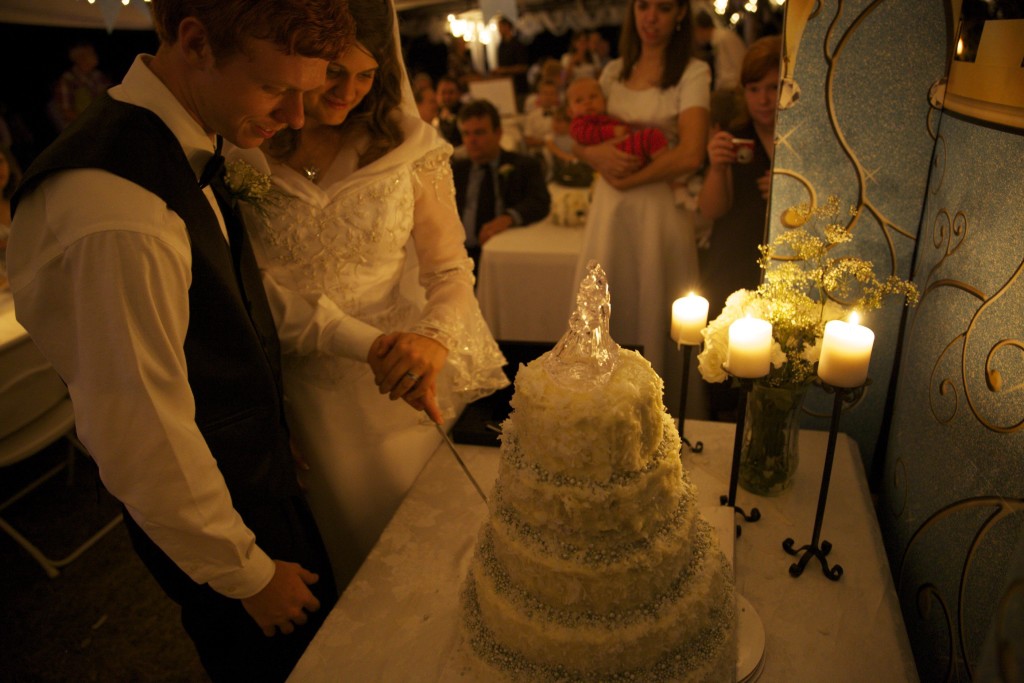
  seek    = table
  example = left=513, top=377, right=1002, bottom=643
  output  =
left=0, top=291, right=28, bottom=351
left=287, top=420, right=918, bottom=682
left=476, top=219, right=585, bottom=343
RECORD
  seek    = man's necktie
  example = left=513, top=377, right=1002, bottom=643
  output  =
left=474, top=163, right=495, bottom=236
left=203, top=136, right=252, bottom=304
left=199, top=136, right=225, bottom=189
left=203, top=137, right=281, bottom=377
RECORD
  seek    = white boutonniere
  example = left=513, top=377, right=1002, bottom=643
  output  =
left=497, top=163, right=515, bottom=177
left=224, top=160, right=281, bottom=216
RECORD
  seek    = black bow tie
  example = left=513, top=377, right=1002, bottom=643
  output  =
left=199, top=136, right=225, bottom=189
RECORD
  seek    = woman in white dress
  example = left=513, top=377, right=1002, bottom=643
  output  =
left=572, top=0, right=710, bottom=414
left=228, top=0, right=508, bottom=587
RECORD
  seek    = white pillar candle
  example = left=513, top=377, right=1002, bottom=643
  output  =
left=726, top=317, right=773, bottom=378
left=817, top=315, right=875, bottom=387
left=671, top=293, right=709, bottom=346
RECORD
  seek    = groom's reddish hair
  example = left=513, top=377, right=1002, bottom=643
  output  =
left=150, top=0, right=353, bottom=62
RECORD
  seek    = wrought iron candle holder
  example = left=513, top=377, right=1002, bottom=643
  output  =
left=677, top=344, right=703, bottom=453
left=782, top=379, right=868, bottom=581
left=719, top=373, right=762, bottom=535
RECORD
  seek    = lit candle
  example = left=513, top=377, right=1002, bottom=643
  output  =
left=726, top=317, right=773, bottom=378
left=671, top=293, right=709, bottom=346
left=817, top=313, right=875, bottom=388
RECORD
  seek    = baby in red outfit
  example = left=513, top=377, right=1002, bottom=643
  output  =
left=566, top=77, right=668, bottom=166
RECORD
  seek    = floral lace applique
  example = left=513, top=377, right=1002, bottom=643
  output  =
left=255, top=171, right=413, bottom=306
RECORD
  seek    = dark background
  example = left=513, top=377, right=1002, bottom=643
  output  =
left=0, top=23, right=159, bottom=168
left=0, top=20, right=621, bottom=172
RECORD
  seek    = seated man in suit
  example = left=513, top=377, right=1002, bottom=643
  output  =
left=452, top=99, right=551, bottom=268
left=436, top=76, right=464, bottom=148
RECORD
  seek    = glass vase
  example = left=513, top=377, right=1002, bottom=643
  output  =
left=739, top=382, right=808, bottom=496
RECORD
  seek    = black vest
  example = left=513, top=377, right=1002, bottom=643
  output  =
left=15, top=95, right=299, bottom=507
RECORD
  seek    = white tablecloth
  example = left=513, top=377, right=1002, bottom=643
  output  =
left=476, top=219, right=585, bottom=343
left=287, top=419, right=918, bottom=683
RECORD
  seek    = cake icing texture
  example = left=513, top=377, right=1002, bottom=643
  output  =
left=458, top=263, right=737, bottom=682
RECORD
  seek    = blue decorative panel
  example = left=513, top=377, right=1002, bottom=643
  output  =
left=776, top=2, right=1024, bottom=679
left=770, top=0, right=949, bottom=468
left=882, top=111, right=1024, bottom=681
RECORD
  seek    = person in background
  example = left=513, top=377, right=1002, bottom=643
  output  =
left=588, top=30, right=612, bottom=76
left=560, top=30, right=598, bottom=83
left=435, top=75, right=464, bottom=148
left=522, top=79, right=561, bottom=150
left=491, top=15, right=530, bottom=107
left=48, top=42, right=112, bottom=132
left=0, top=101, right=36, bottom=169
left=527, top=56, right=565, bottom=95
left=409, top=70, right=433, bottom=94
left=6, top=1, right=352, bottom=680
left=694, top=10, right=748, bottom=92
left=545, top=105, right=594, bottom=188
left=571, top=0, right=710, bottom=416
left=446, top=35, right=481, bottom=88
left=414, top=83, right=439, bottom=124
left=451, top=99, right=550, bottom=267
left=0, top=144, right=19, bottom=228
left=0, top=111, right=10, bottom=151
left=0, top=144, right=20, bottom=284
left=566, top=76, right=668, bottom=168
left=231, top=0, right=508, bottom=588
left=697, top=35, right=781, bottom=420
left=545, top=106, right=576, bottom=167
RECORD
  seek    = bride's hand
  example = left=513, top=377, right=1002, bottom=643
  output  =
left=369, top=332, right=448, bottom=414
left=403, top=386, right=444, bottom=425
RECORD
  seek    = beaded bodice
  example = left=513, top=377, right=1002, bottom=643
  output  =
left=253, top=161, right=423, bottom=332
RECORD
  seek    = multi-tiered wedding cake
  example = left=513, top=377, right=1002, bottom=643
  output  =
left=458, top=262, right=737, bottom=682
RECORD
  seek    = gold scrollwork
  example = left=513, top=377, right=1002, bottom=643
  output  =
left=898, top=496, right=1024, bottom=681
left=913, top=205, right=1023, bottom=432
left=817, top=0, right=918, bottom=278
left=929, top=336, right=963, bottom=425
left=964, top=279, right=1024, bottom=433
left=992, top=579, right=1024, bottom=681
left=930, top=134, right=946, bottom=196
left=887, top=456, right=908, bottom=519
left=915, top=584, right=954, bottom=682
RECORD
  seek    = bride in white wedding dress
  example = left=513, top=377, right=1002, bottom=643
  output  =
left=228, top=0, right=507, bottom=587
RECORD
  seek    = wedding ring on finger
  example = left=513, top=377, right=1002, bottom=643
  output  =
left=404, top=371, right=420, bottom=384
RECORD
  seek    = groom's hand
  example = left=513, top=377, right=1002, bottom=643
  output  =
left=241, top=560, right=321, bottom=637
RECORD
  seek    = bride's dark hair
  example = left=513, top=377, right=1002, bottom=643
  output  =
left=266, top=0, right=405, bottom=167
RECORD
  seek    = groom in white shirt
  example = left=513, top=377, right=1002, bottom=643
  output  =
left=8, top=1, right=353, bottom=680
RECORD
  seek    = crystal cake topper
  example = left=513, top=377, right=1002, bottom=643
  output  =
left=542, top=260, right=620, bottom=385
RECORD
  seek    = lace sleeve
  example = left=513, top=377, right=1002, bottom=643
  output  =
left=407, top=148, right=508, bottom=398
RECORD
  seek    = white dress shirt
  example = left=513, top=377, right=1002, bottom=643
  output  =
left=7, top=55, right=275, bottom=599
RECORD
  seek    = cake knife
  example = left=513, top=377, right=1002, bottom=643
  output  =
left=434, top=422, right=489, bottom=503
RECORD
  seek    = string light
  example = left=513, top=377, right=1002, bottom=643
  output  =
left=446, top=11, right=497, bottom=48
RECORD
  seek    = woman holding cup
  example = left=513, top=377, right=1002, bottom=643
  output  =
left=697, top=35, right=781, bottom=420
left=697, top=35, right=782, bottom=320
